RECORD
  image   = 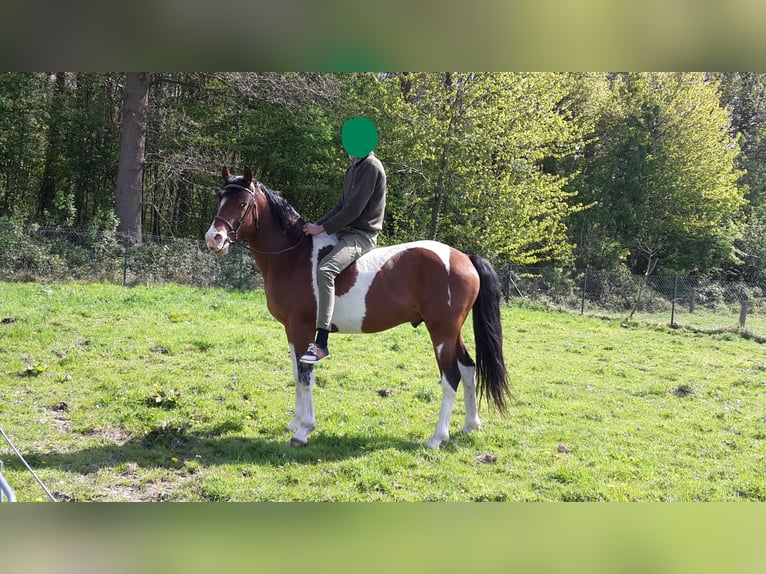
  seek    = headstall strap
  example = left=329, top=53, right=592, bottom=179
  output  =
left=215, top=181, right=304, bottom=256
left=215, top=182, right=259, bottom=241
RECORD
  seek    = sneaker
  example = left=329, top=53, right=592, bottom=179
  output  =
left=299, top=343, right=330, bottom=364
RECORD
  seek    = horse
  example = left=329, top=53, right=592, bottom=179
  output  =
left=205, top=167, right=510, bottom=449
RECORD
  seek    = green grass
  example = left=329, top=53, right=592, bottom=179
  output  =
left=1, top=281, right=764, bottom=501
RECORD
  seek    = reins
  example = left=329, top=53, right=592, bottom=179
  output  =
left=234, top=234, right=306, bottom=256
left=217, top=182, right=306, bottom=256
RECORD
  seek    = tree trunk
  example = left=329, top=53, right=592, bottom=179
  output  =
left=628, top=252, right=659, bottom=320
left=115, top=72, right=150, bottom=245
left=429, top=176, right=446, bottom=240
left=38, top=72, right=66, bottom=221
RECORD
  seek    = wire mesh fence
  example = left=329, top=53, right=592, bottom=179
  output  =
left=505, top=266, right=766, bottom=339
left=0, top=222, right=263, bottom=290
left=1, top=221, right=765, bottom=339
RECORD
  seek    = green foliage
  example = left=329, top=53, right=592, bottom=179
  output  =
left=572, top=73, right=746, bottom=274
left=0, top=220, right=67, bottom=279
left=22, top=360, right=48, bottom=377
left=715, top=72, right=766, bottom=210
left=0, top=72, right=764, bottom=277
left=0, top=220, right=262, bottom=288
left=738, top=205, right=766, bottom=280
left=145, top=386, right=182, bottom=409
left=0, top=72, right=48, bottom=216
left=378, top=73, right=584, bottom=264
left=238, top=102, right=343, bottom=220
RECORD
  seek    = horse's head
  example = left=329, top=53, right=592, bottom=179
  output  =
left=205, top=167, right=258, bottom=255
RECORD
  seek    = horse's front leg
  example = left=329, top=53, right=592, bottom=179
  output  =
left=287, top=344, right=302, bottom=432
left=287, top=343, right=316, bottom=447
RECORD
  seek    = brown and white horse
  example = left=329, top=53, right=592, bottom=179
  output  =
left=205, top=168, right=510, bottom=449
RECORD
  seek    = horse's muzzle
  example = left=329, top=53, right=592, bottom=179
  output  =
left=205, top=225, right=230, bottom=255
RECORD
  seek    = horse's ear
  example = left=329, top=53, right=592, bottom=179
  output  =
left=243, top=167, right=253, bottom=186
left=222, top=166, right=231, bottom=182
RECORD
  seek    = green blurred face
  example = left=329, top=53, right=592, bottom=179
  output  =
left=342, top=117, right=378, bottom=158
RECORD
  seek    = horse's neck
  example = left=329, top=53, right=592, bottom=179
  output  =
left=245, top=218, right=306, bottom=277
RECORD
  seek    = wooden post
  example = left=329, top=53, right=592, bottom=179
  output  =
left=740, top=299, right=748, bottom=331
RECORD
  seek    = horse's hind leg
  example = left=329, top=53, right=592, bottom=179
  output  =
left=427, top=372, right=457, bottom=449
left=426, top=339, right=461, bottom=449
left=458, top=350, right=481, bottom=434
left=426, top=338, right=481, bottom=449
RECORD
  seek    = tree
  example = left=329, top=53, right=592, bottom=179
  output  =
left=37, top=72, right=66, bottom=220
left=714, top=72, right=766, bottom=279
left=715, top=72, right=766, bottom=210
left=0, top=73, right=47, bottom=218
left=379, top=72, right=584, bottom=265
left=115, top=72, right=150, bottom=244
left=140, top=72, right=341, bottom=237
left=571, top=73, right=746, bottom=276
left=738, top=205, right=766, bottom=281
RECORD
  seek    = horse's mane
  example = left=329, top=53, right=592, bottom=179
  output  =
left=257, top=182, right=305, bottom=237
left=228, top=175, right=305, bottom=237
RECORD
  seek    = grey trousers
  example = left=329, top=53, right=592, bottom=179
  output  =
left=315, top=230, right=377, bottom=331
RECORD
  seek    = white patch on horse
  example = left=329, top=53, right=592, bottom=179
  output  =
left=205, top=222, right=229, bottom=255
left=205, top=195, right=233, bottom=254
left=204, top=222, right=218, bottom=244
left=311, top=239, right=453, bottom=333
left=287, top=344, right=302, bottom=431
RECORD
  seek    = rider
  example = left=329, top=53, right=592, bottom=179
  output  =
left=300, top=117, right=387, bottom=364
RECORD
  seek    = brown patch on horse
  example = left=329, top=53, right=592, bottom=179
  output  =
left=316, top=244, right=359, bottom=297
left=334, top=264, right=359, bottom=297
left=361, top=247, right=450, bottom=333
left=317, top=245, right=334, bottom=261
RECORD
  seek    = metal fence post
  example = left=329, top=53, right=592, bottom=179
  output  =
left=580, top=268, right=589, bottom=315
left=670, top=274, right=678, bottom=326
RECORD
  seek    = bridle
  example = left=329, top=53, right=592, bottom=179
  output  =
left=213, top=181, right=306, bottom=255
left=213, top=182, right=258, bottom=244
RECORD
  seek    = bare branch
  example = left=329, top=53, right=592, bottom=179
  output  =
left=207, top=73, right=340, bottom=111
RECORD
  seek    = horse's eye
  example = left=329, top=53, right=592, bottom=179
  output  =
left=240, top=202, right=247, bottom=209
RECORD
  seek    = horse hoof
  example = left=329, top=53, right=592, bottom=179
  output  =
left=289, top=437, right=308, bottom=448
left=426, top=437, right=448, bottom=449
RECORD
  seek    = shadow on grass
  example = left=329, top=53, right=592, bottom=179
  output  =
left=25, top=427, right=423, bottom=475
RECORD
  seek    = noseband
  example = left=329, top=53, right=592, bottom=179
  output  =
left=213, top=183, right=258, bottom=244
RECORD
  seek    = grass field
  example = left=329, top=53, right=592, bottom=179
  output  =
left=0, top=281, right=764, bottom=501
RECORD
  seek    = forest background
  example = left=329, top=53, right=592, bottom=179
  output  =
left=1, top=72, right=765, bottom=280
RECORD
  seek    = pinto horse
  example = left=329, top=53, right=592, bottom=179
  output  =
left=205, top=167, right=510, bottom=449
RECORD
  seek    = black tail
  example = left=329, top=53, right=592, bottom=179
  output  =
left=469, top=254, right=511, bottom=414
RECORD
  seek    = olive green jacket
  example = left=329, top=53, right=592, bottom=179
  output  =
left=318, top=152, right=386, bottom=237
